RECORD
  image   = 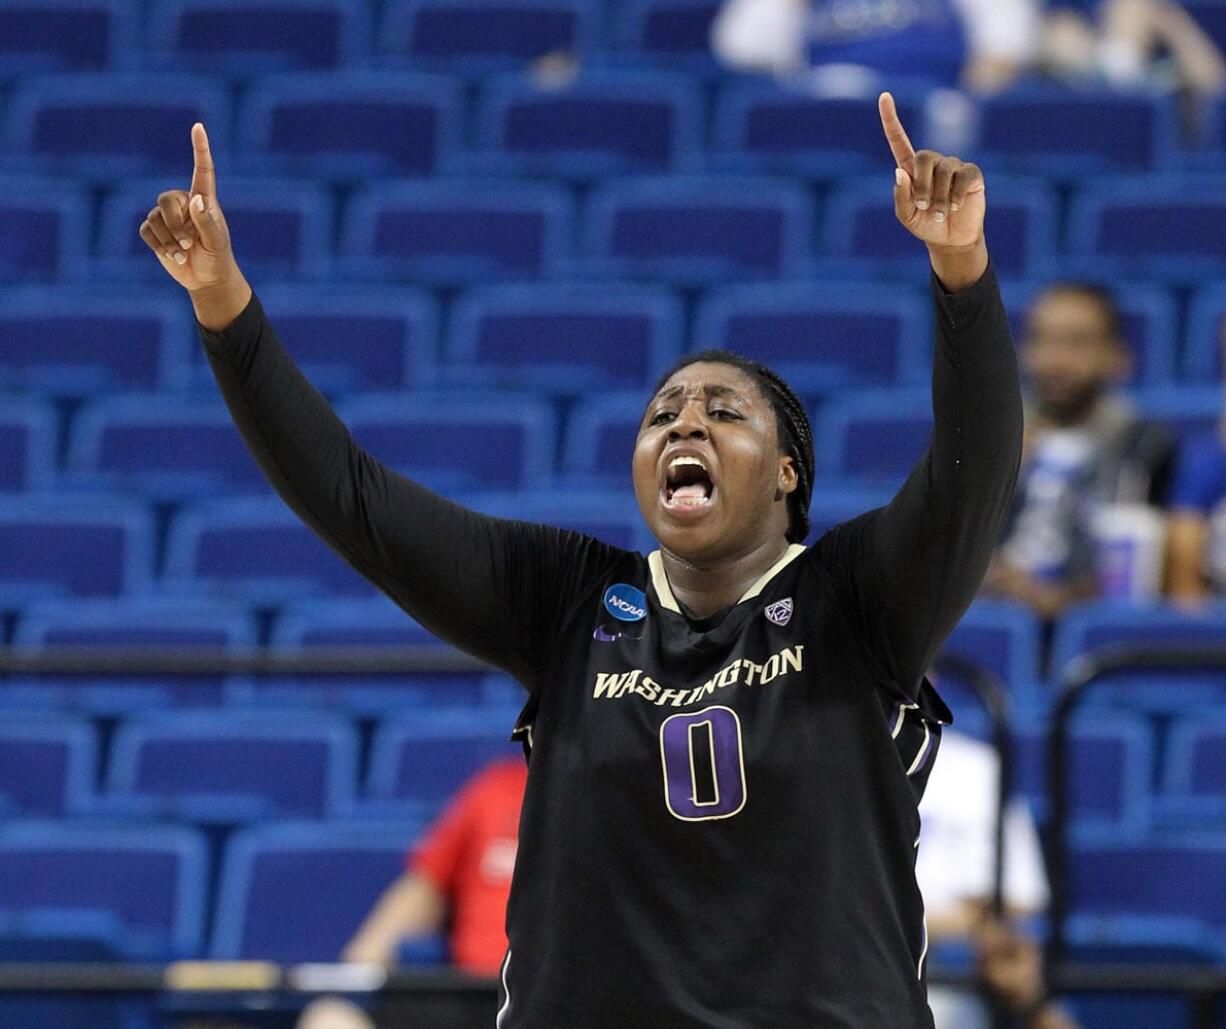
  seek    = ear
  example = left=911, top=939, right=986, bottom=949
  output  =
left=775, top=454, right=798, bottom=501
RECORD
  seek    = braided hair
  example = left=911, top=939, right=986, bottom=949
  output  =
left=650, top=350, right=815, bottom=544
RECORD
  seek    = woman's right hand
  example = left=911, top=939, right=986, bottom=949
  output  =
left=139, top=122, right=251, bottom=332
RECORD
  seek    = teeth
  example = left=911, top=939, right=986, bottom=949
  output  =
left=668, top=456, right=707, bottom=472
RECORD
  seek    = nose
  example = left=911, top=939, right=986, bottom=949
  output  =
left=667, top=403, right=709, bottom=441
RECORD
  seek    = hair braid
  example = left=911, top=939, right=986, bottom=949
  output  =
left=651, top=350, right=816, bottom=543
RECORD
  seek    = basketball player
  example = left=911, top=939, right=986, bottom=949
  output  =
left=140, top=94, right=1022, bottom=1027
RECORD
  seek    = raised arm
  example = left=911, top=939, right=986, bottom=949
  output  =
left=816, top=95, right=1024, bottom=696
left=139, top=126, right=622, bottom=686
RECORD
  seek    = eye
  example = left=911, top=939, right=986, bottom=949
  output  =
left=710, top=408, right=741, bottom=421
left=649, top=410, right=675, bottom=426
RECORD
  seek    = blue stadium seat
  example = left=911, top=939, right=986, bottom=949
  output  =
left=0, top=717, right=96, bottom=816
left=0, top=0, right=137, bottom=73
left=0, top=821, right=208, bottom=959
left=445, top=283, right=683, bottom=394
left=211, top=821, right=421, bottom=961
left=608, top=0, right=724, bottom=74
left=103, top=711, right=358, bottom=822
left=583, top=176, right=814, bottom=284
left=814, top=387, right=931, bottom=487
left=1001, top=281, right=1178, bottom=388
left=5, top=74, right=230, bottom=178
left=824, top=177, right=1056, bottom=279
left=366, top=709, right=520, bottom=813
left=1067, top=913, right=1226, bottom=965
left=258, top=596, right=497, bottom=712
left=378, top=0, right=597, bottom=74
left=66, top=396, right=270, bottom=499
left=472, top=70, right=703, bottom=177
left=238, top=71, right=462, bottom=178
left=0, top=287, right=194, bottom=394
left=1068, top=827, right=1226, bottom=928
left=975, top=87, right=1179, bottom=174
left=711, top=82, right=927, bottom=176
left=341, top=180, right=573, bottom=284
left=0, top=396, right=56, bottom=491
left=222, top=285, right=439, bottom=395
left=1049, top=600, right=1226, bottom=714
left=1183, top=283, right=1226, bottom=381
left=336, top=393, right=555, bottom=492
left=98, top=177, right=333, bottom=281
left=0, top=177, right=91, bottom=282
left=0, top=495, right=154, bottom=602
left=1134, top=386, right=1222, bottom=448
left=562, top=390, right=650, bottom=486
left=10, top=596, right=259, bottom=710
left=806, top=487, right=894, bottom=543
left=693, top=281, right=930, bottom=393
left=147, top=0, right=369, bottom=74
left=466, top=490, right=650, bottom=552
left=162, top=497, right=376, bottom=602
left=1162, top=717, right=1226, bottom=828
left=937, top=599, right=1044, bottom=716
left=1067, top=176, right=1226, bottom=281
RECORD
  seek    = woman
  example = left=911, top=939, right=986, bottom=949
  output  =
left=140, top=94, right=1022, bottom=1028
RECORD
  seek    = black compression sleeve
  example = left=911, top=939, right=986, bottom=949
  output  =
left=198, top=293, right=624, bottom=689
left=814, top=263, right=1024, bottom=697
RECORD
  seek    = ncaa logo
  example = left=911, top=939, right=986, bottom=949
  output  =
left=765, top=597, right=793, bottom=627
left=604, top=583, right=647, bottom=622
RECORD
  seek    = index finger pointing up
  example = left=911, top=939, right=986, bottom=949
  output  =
left=878, top=92, right=915, bottom=171
left=190, top=122, right=216, bottom=198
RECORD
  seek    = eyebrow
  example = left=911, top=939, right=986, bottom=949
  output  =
left=652, top=383, right=748, bottom=403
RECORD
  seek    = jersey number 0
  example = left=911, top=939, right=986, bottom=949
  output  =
left=659, top=705, right=747, bottom=821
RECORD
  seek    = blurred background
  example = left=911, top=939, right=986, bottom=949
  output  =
left=1, top=0, right=1226, bottom=1027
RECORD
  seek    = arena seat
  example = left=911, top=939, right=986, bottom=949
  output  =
left=806, top=487, right=895, bottom=542
left=936, top=599, right=1044, bottom=717
left=472, top=69, right=703, bottom=178
left=445, top=282, right=683, bottom=394
left=608, top=0, right=724, bottom=74
left=224, top=284, right=439, bottom=395
left=0, top=495, right=154, bottom=602
left=163, top=497, right=377, bottom=602
left=378, top=0, right=597, bottom=74
left=146, top=0, right=369, bottom=74
left=823, top=177, right=1057, bottom=279
left=1160, top=717, right=1226, bottom=830
left=0, top=287, right=193, bottom=395
left=102, top=711, right=358, bottom=822
left=466, top=490, right=651, bottom=552
left=341, top=179, right=573, bottom=284
left=0, top=0, right=137, bottom=74
left=1133, top=386, right=1222, bottom=447
left=237, top=71, right=462, bottom=178
left=211, top=821, right=421, bottom=961
left=0, top=396, right=56, bottom=492
left=693, top=280, right=931, bottom=393
left=710, top=82, right=928, bottom=177
left=813, top=387, right=932, bottom=486
left=336, top=393, right=556, bottom=492
left=1182, top=283, right=1226, bottom=381
left=975, top=87, right=1179, bottom=174
left=366, top=709, right=521, bottom=814
left=10, top=596, right=259, bottom=710
left=5, top=73, right=230, bottom=178
left=1001, top=280, right=1178, bottom=388
left=0, top=178, right=91, bottom=282
left=562, top=390, right=649, bottom=487
left=583, top=175, right=815, bottom=284
left=66, top=396, right=271, bottom=499
left=0, top=821, right=208, bottom=959
left=1067, top=176, right=1226, bottom=281
left=0, top=717, right=97, bottom=817
left=98, top=177, right=334, bottom=281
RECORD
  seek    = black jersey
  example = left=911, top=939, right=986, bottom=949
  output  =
left=198, top=265, right=1022, bottom=1028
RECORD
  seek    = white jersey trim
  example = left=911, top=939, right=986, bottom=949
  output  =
left=648, top=544, right=806, bottom=614
left=496, top=949, right=512, bottom=1027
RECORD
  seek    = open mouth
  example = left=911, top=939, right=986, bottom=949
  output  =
left=662, top=455, right=715, bottom=512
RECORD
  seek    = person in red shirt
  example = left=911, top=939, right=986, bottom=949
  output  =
left=298, top=759, right=527, bottom=1029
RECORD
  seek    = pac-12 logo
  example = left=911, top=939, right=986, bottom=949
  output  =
left=604, top=583, right=647, bottom=622
left=765, top=597, right=793, bottom=626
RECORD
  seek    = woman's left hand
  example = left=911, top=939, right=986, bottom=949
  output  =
left=878, top=92, right=986, bottom=250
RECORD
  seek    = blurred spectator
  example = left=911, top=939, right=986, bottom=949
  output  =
left=982, top=283, right=1175, bottom=619
left=711, top=0, right=1041, bottom=92
left=297, top=759, right=527, bottom=1029
left=918, top=729, right=1059, bottom=1028
left=1165, top=392, right=1226, bottom=603
left=1042, top=0, right=1226, bottom=96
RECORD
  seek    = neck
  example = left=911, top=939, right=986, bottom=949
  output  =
left=660, top=535, right=793, bottom=619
